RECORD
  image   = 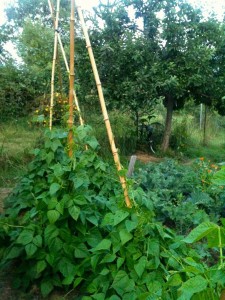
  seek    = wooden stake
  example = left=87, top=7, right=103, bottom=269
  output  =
left=76, top=4, right=131, bottom=208
left=68, top=0, right=75, bottom=157
left=49, top=0, right=60, bottom=130
left=48, top=0, right=84, bottom=126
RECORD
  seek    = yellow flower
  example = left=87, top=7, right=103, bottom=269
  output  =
left=35, top=109, right=39, bottom=113
left=200, top=157, right=204, bottom=161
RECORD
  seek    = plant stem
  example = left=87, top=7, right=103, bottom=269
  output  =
left=218, top=226, right=223, bottom=268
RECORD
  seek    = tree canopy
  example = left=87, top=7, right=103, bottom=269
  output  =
left=0, top=0, right=224, bottom=149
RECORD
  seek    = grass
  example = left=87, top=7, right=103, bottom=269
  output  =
left=1, top=111, right=225, bottom=188
left=0, top=119, right=43, bottom=187
left=171, top=112, right=225, bottom=163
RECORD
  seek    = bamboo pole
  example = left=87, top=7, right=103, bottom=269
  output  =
left=76, top=4, right=131, bottom=208
left=48, top=0, right=84, bottom=126
left=49, top=0, right=60, bottom=130
left=68, top=0, right=75, bottom=157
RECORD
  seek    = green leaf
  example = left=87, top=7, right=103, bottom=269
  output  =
left=41, top=281, right=54, bottom=297
left=86, top=215, right=99, bottom=226
left=114, top=211, right=129, bottom=226
left=117, top=257, right=125, bottom=269
left=52, top=163, right=64, bottom=177
left=178, top=275, right=208, bottom=299
left=119, top=229, right=133, bottom=245
left=92, top=239, right=112, bottom=251
left=101, top=212, right=114, bottom=226
left=91, top=254, right=100, bottom=270
left=33, top=235, right=42, bottom=248
left=62, top=275, right=74, bottom=285
left=125, top=220, right=138, bottom=232
left=73, top=194, right=87, bottom=205
left=46, top=152, right=54, bottom=164
left=46, top=253, right=56, bottom=266
left=36, top=260, right=47, bottom=274
left=50, top=182, right=60, bottom=195
left=51, top=139, right=62, bottom=151
left=109, top=296, right=121, bottom=300
left=47, top=210, right=60, bottom=224
left=207, top=227, right=225, bottom=248
left=74, top=243, right=89, bottom=258
left=73, top=277, right=83, bottom=288
left=48, top=237, right=63, bottom=252
left=48, top=198, right=58, bottom=209
left=58, top=258, right=76, bottom=277
left=146, top=281, right=162, bottom=297
left=69, top=206, right=80, bottom=221
left=100, top=253, right=117, bottom=264
left=25, top=243, right=37, bottom=256
left=6, top=247, right=23, bottom=260
left=147, top=238, right=160, bottom=257
left=167, top=273, right=182, bottom=287
left=44, top=224, right=59, bottom=243
left=56, top=202, right=64, bottom=214
left=134, top=256, right=147, bottom=278
left=184, top=222, right=218, bottom=243
left=111, top=270, right=135, bottom=296
left=87, top=136, right=99, bottom=149
left=17, top=230, right=34, bottom=245
left=100, top=268, right=110, bottom=275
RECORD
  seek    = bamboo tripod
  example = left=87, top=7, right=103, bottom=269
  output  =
left=48, top=0, right=84, bottom=130
left=49, top=0, right=131, bottom=208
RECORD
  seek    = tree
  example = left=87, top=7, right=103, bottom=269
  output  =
left=126, top=0, right=225, bottom=151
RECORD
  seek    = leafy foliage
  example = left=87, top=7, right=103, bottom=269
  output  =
left=134, top=159, right=225, bottom=234
left=1, top=127, right=224, bottom=299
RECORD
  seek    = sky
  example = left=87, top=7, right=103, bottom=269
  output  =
left=0, top=0, right=224, bottom=24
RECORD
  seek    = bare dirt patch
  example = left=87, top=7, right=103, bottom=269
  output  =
left=135, top=151, right=162, bottom=163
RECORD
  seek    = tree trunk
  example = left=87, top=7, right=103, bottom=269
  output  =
left=161, top=95, right=174, bottom=152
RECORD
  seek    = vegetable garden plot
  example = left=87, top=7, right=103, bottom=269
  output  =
left=0, top=127, right=225, bottom=299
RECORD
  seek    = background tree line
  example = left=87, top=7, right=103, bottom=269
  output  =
left=0, top=0, right=225, bottom=151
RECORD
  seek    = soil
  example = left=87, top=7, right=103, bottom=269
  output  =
left=135, top=151, right=162, bottom=163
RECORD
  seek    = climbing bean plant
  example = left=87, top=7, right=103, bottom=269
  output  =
left=0, top=126, right=225, bottom=299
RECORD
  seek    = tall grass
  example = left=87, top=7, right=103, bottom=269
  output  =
left=0, top=119, right=43, bottom=187
left=172, top=110, right=225, bottom=162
